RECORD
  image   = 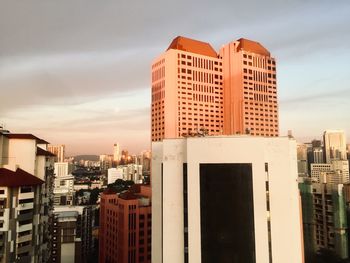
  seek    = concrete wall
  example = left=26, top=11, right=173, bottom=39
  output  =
left=152, top=136, right=304, bottom=263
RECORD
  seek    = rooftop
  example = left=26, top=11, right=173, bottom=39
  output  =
left=236, top=38, right=270, bottom=56
left=36, top=147, right=56, bottom=157
left=167, top=36, right=217, bottom=58
left=2, top=133, right=49, bottom=144
left=0, top=168, right=44, bottom=187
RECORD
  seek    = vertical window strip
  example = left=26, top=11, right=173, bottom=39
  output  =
left=183, top=163, right=189, bottom=263
left=265, top=163, right=273, bottom=263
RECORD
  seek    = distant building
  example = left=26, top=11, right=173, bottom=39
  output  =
left=313, top=147, right=325, bottom=164
left=152, top=136, right=303, bottom=263
left=51, top=206, right=93, bottom=263
left=107, top=167, right=123, bottom=185
left=0, top=131, right=54, bottom=262
left=99, top=185, right=152, bottom=263
left=99, top=154, right=113, bottom=172
left=140, top=151, right=151, bottom=173
left=297, top=143, right=309, bottom=177
left=54, top=162, right=74, bottom=177
left=120, top=164, right=143, bottom=183
left=311, top=161, right=350, bottom=184
left=113, top=143, right=121, bottom=164
left=48, top=144, right=66, bottom=162
left=108, top=165, right=143, bottom=184
left=53, top=174, right=75, bottom=205
left=324, top=130, right=347, bottom=163
left=299, top=180, right=348, bottom=260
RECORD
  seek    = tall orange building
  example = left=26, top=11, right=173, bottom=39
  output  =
left=151, top=36, right=278, bottom=141
left=151, top=36, right=224, bottom=141
left=99, top=185, right=152, bottom=263
left=220, top=38, right=278, bottom=136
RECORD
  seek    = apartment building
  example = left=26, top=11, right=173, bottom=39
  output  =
left=99, top=185, right=152, bottom=263
left=0, top=130, right=55, bottom=262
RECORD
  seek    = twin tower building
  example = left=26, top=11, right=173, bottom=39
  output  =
left=151, top=36, right=278, bottom=141
left=150, top=37, right=304, bottom=263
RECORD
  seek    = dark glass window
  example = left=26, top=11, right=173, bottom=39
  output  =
left=200, top=163, right=256, bottom=263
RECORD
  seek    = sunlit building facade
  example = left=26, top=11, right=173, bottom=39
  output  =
left=219, top=38, right=278, bottom=136
left=99, top=185, right=152, bottom=263
left=324, top=130, right=347, bottom=163
left=151, top=36, right=279, bottom=141
left=151, top=36, right=224, bottom=141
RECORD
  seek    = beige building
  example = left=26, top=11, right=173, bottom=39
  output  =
left=324, top=130, right=347, bottom=163
left=0, top=130, right=54, bottom=263
left=311, top=161, right=350, bottom=184
left=48, top=144, right=66, bottom=163
left=152, top=136, right=304, bottom=263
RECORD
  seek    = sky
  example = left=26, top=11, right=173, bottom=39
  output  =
left=0, top=0, right=349, bottom=155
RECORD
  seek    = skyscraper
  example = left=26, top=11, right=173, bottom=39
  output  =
left=219, top=38, right=278, bottom=136
left=113, top=143, right=121, bottom=163
left=324, top=130, right=347, bottom=163
left=48, top=144, right=65, bottom=162
left=151, top=36, right=278, bottom=141
left=151, top=36, right=223, bottom=141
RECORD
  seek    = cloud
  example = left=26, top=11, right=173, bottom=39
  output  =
left=1, top=0, right=350, bottom=153
left=280, top=88, right=350, bottom=106
left=0, top=48, right=154, bottom=113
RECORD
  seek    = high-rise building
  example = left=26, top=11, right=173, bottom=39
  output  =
left=299, top=180, right=348, bottom=259
left=48, top=144, right=66, bottom=162
left=324, top=130, right=347, bottom=163
left=99, top=185, right=152, bottom=263
left=219, top=38, right=278, bottom=136
left=152, top=136, right=303, bottom=263
left=297, top=143, right=309, bottom=177
left=113, top=143, right=121, bottom=163
left=99, top=154, right=113, bottom=172
left=151, top=36, right=224, bottom=142
left=151, top=36, right=278, bottom=142
left=0, top=130, right=55, bottom=262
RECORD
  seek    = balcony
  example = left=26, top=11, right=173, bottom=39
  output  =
left=18, top=192, right=34, bottom=200
left=17, top=203, right=33, bottom=211
left=17, top=234, right=32, bottom=244
left=17, top=213, right=33, bottom=222
left=16, top=244, right=31, bottom=255
left=17, top=223, right=32, bottom=233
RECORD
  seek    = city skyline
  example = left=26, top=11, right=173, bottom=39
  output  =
left=1, top=1, right=350, bottom=155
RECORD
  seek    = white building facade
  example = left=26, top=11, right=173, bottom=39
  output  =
left=152, top=136, right=304, bottom=263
